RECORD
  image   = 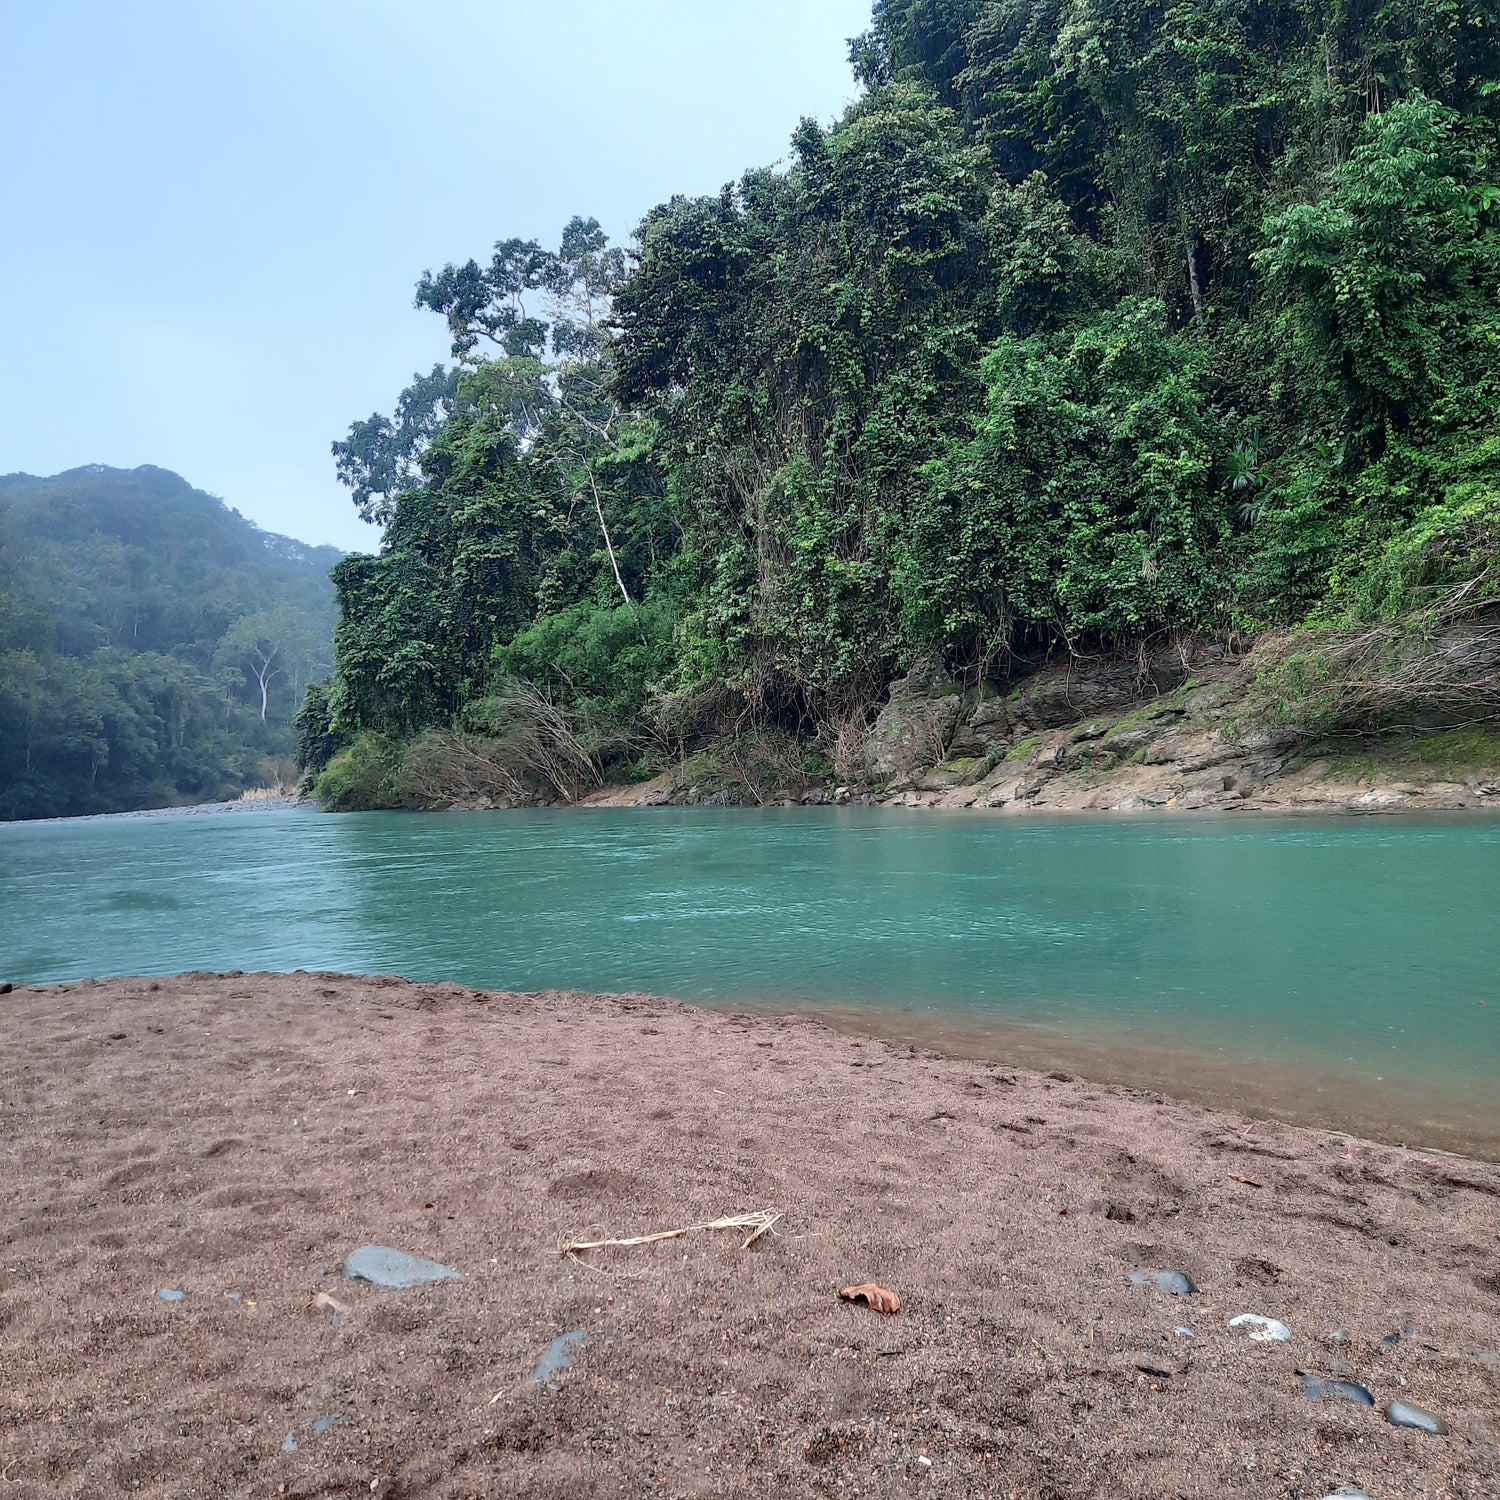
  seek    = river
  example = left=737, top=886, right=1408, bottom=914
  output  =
left=3, top=805, right=1497, bottom=1154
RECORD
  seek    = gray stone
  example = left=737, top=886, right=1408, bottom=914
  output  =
left=1129, top=1269, right=1197, bottom=1295
left=532, top=1330, right=587, bottom=1385
left=1315, top=1490, right=1376, bottom=1500
left=966, top=695, right=1012, bottom=748
left=1301, top=1375, right=1375, bottom=1406
left=342, top=1245, right=464, bottom=1289
left=863, top=660, right=965, bottom=779
left=156, top=1288, right=185, bottom=1302
left=1384, top=1399, right=1448, bottom=1436
left=281, top=1432, right=298, bottom=1453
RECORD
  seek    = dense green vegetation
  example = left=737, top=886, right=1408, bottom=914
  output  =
left=0, top=466, right=339, bottom=819
left=311, top=0, right=1500, bottom=806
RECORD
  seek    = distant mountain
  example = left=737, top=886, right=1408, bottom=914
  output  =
left=0, top=465, right=342, bottom=819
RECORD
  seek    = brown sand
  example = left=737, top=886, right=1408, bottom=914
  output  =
left=2, top=973, right=1497, bottom=1499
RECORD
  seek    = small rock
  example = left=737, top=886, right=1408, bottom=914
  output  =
left=310, top=1415, right=342, bottom=1434
left=1315, top=1490, right=1376, bottom=1500
left=223, top=1290, right=243, bottom=1304
left=342, top=1246, right=464, bottom=1289
left=1173, top=1327, right=1195, bottom=1338
left=533, top=1330, right=586, bottom=1385
left=1129, top=1269, right=1197, bottom=1295
left=156, top=1288, right=186, bottom=1303
left=282, top=1432, right=298, bottom=1453
left=0, top=983, right=13, bottom=995
left=1301, top=1375, right=1375, bottom=1406
left=1476, top=1350, right=1500, bottom=1370
left=1229, top=1314, right=1291, bottom=1342
left=1384, top=1399, right=1448, bottom=1436
left=1328, top=1329, right=1350, bottom=1343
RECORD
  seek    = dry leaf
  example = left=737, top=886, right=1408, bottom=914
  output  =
left=839, top=1283, right=901, bottom=1315
left=314, top=1291, right=350, bottom=1318
left=1228, top=1174, right=1263, bottom=1188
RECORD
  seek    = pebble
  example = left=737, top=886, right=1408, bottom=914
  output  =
left=1383, top=1399, right=1448, bottom=1436
left=1173, top=1327, right=1195, bottom=1338
left=532, top=1331, right=586, bottom=1385
left=223, top=1291, right=243, bottom=1304
left=1129, top=1269, right=1197, bottom=1295
left=0, top=983, right=13, bottom=995
left=282, top=1432, right=298, bottom=1454
left=156, top=1288, right=185, bottom=1302
left=1315, top=1490, right=1375, bottom=1499
left=1229, top=1314, right=1291, bottom=1342
left=1301, top=1375, right=1375, bottom=1406
left=342, top=1246, right=465, bottom=1289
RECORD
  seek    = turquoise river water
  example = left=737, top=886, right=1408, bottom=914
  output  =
left=2, top=806, right=1497, bottom=1153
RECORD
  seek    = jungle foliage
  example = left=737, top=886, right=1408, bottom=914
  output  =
left=316, top=0, right=1500, bottom=802
left=0, top=466, right=339, bottom=819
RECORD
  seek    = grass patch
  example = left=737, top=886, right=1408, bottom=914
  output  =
left=1327, top=726, right=1500, bottom=779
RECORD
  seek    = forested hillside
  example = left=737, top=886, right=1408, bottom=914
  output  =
left=0, top=466, right=339, bottom=819
left=308, top=0, right=1500, bottom=809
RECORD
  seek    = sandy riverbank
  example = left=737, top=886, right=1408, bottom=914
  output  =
left=2, top=973, right=1497, bottom=1498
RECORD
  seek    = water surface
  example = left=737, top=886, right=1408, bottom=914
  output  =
left=3, top=807, right=1497, bottom=1152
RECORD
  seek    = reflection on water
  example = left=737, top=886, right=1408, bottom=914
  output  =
left=2, top=805, right=1498, bottom=1154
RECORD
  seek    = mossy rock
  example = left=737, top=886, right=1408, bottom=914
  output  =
left=918, top=755, right=997, bottom=791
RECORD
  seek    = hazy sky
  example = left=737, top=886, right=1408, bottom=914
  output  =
left=0, top=1, right=871, bottom=551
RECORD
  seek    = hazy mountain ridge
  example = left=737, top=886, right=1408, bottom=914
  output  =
left=0, top=464, right=340, bottom=819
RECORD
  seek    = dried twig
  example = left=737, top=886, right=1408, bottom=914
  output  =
left=560, top=1210, right=781, bottom=1256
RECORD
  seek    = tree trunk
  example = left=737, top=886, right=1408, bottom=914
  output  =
left=1184, top=231, right=1205, bottom=328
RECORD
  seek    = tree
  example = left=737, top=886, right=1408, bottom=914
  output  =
left=332, top=365, right=462, bottom=527
left=218, top=608, right=318, bottom=721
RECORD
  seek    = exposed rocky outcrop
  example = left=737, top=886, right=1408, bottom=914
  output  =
left=585, top=634, right=1500, bottom=815
left=865, top=640, right=1500, bottom=815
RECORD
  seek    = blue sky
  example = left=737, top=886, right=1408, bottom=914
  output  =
left=0, top=1, right=871, bottom=550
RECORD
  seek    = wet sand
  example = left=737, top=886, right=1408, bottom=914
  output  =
left=786, top=1003, right=1500, bottom=1163
left=2, top=973, right=1497, bottom=1499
